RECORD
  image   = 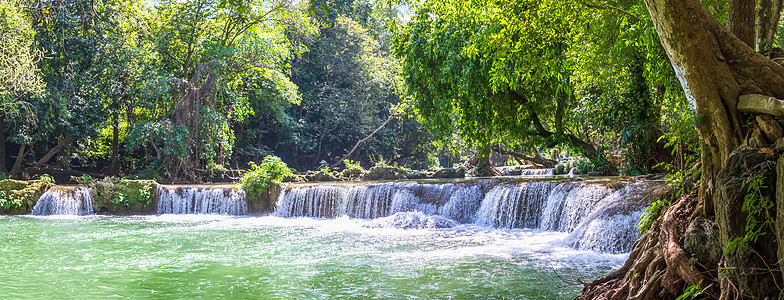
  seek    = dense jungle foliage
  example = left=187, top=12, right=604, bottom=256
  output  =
left=0, top=0, right=712, bottom=182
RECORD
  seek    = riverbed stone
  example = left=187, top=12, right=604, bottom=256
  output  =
left=738, top=94, right=784, bottom=116
left=683, top=216, right=721, bottom=267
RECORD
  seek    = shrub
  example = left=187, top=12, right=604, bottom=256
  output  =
left=432, top=166, right=465, bottom=178
left=341, top=160, right=365, bottom=179
left=240, top=155, right=293, bottom=200
left=39, top=174, right=55, bottom=183
left=362, top=160, right=408, bottom=181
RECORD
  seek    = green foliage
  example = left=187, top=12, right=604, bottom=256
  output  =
left=0, top=0, right=43, bottom=99
left=240, top=155, right=293, bottom=200
left=341, top=159, right=365, bottom=179
left=78, top=174, right=94, bottom=184
left=91, top=178, right=157, bottom=212
left=38, top=174, right=54, bottom=184
left=725, top=174, right=775, bottom=255
left=675, top=280, right=710, bottom=300
left=362, top=159, right=408, bottom=180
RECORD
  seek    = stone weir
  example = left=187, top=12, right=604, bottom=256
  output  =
left=275, top=177, right=661, bottom=253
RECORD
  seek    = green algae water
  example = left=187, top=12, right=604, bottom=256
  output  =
left=0, top=215, right=625, bottom=299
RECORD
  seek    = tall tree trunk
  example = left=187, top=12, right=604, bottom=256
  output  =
left=727, top=0, right=757, bottom=48
left=758, top=0, right=773, bottom=52
left=0, top=114, right=6, bottom=173
left=109, top=113, right=119, bottom=176
left=10, top=144, right=26, bottom=178
left=618, top=1, right=784, bottom=298
left=644, top=0, right=784, bottom=216
left=767, top=0, right=784, bottom=50
left=33, top=136, right=73, bottom=168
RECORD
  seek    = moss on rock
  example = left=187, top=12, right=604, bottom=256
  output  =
left=0, top=179, right=55, bottom=214
left=90, top=179, right=158, bottom=215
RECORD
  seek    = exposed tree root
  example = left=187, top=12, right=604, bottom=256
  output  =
left=577, top=193, right=719, bottom=299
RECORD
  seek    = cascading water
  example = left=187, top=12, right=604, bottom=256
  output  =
left=520, top=168, right=556, bottom=176
left=32, top=186, right=94, bottom=216
left=275, top=178, right=657, bottom=253
left=157, top=186, right=247, bottom=215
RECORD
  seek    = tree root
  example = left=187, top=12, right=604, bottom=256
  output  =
left=577, top=194, right=719, bottom=299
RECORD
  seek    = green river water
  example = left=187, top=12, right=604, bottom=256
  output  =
left=0, top=215, right=625, bottom=299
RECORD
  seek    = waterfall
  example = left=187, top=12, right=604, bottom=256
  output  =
left=157, top=186, right=247, bottom=215
left=32, top=187, right=94, bottom=216
left=474, top=181, right=555, bottom=228
left=520, top=168, right=555, bottom=176
left=275, top=178, right=656, bottom=253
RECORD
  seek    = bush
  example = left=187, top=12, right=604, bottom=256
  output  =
left=362, top=160, right=408, bottom=181
left=240, top=155, right=293, bottom=200
left=432, top=166, right=465, bottom=178
left=341, top=160, right=365, bottom=179
left=555, top=164, right=566, bottom=175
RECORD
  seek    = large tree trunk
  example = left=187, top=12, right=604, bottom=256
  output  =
left=0, top=115, right=6, bottom=173
left=727, top=0, right=756, bottom=48
left=580, top=0, right=784, bottom=299
left=110, top=113, right=119, bottom=176
left=33, top=136, right=73, bottom=168
left=465, top=145, right=501, bottom=177
left=644, top=0, right=784, bottom=216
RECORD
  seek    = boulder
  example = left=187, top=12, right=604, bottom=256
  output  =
left=738, top=94, right=784, bottom=116
left=683, top=216, right=721, bottom=267
left=756, top=114, right=784, bottom=142
left=714, top=147, right=780, bottom=298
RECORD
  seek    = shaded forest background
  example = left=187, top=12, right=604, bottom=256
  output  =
left=5, top=0, right=783, bottom=183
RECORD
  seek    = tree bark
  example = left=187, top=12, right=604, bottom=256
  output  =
left=331, top=110, right=398, bottom=167
left=10, top=144, right=26, bottom=178
left=33, top=136, right=73, bottom=168
left=644, top=0, right=784, bottom=216
left=0, top=114, right=6, bottom=173
left=758, top=0, right=773, bottom=52
left=770, top=1, right=784, bottom=48
left=726, top=0, right=756, bottom=48
left=110, top=113, right=119, bottom=176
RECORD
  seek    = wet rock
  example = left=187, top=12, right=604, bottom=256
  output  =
left=683, top=216, right=721, bottom=267
left=363, top=211, right=456, bottom=229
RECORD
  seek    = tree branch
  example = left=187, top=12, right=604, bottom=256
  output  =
left=331, top=107, right=401, bottom=167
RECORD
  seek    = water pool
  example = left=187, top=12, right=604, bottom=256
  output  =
left=0, top=215, right=625, bottom=299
